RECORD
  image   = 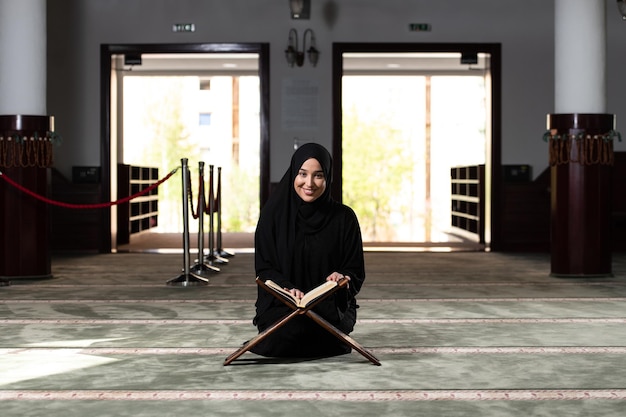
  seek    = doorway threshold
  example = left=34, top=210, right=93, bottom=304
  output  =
left=363, top=242, right=485, bottom=252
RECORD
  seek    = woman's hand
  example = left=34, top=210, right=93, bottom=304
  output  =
left=286, top=287, right=305, bottom=299
left=326, top=272, right=350, bottom=287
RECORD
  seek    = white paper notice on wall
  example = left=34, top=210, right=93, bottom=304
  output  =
left=282, top=78, right=319, bottom=131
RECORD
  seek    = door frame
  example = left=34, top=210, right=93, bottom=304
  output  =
left=332, top=42, right=502, bottom=250
left=99, top=43, right=270, bottom=253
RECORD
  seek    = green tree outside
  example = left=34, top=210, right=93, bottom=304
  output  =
left=137, top=78, right=197, bottom=231
left=342, top=108, right=414, bottom=241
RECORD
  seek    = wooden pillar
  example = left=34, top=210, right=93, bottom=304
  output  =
left=547, top=113, right=615, bottom=277
left=0, top=115, right=55, bottom=279
left=548, top=1, right=615, bottom=277
left=0, top=0, right=53, bottom=282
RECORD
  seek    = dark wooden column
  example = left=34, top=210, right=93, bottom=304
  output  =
left=547, top=113, right=616, bottom=277
left=0, top=115, right=55, bottom=281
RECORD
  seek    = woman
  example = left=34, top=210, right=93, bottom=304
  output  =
left=251, top=143, right=366, bottom=358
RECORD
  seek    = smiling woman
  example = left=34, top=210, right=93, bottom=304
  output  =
left=251, top=143, right=367, bottom=358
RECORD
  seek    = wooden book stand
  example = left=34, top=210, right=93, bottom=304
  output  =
left=223, top=277, right=381, bottom=366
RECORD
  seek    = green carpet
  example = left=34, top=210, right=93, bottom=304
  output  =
left=2, top=251, right=626, bottom=416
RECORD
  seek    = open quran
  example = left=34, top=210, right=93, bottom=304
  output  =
left=263, top=279, right=342, bottom=308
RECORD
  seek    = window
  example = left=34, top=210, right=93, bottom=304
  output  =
left=199, top=112, right=212, bottom=126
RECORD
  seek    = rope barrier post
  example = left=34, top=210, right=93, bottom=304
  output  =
left=190, top=161, right=219, bottom=276
left=215, top=166, right=234, bottom=258
left=204, top=164, right=228, bottom=266
left=167, top=158, right=209, bottom=287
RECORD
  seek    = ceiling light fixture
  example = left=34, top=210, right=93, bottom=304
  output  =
left=285, top=28, right=319, bottom=67
left=618, top=0, right=626, bottom=19
left=290, top=0, right=310, bottom=19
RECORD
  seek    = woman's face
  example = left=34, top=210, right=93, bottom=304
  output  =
left=293, top=157, right=326, bottom=203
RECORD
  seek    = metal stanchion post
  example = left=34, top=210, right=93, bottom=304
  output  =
left=191, top=161, right=219, bottom=276
left=204, top=165, right=228, bottom=265
left=167, top=158, right=209, bottom=286
left=215, top=166, right=234, bottom=258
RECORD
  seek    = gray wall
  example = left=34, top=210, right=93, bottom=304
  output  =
left=46, top=0, right=626, bottom=182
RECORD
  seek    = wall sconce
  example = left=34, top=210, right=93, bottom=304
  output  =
left=618, top=0, right=626, bottom=20
left=290, top=0, right=310, bottom=19
left=285, top=28, right=319, bottom=67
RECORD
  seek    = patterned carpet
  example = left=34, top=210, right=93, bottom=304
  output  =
left=2, top=250, right=626, bottom=416
left=117, top=231, right=484, bottom=252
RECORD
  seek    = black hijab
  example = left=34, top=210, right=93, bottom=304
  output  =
left=254, top=143, right=365, bottom=325
left=255, top=143, right=335, bottom=287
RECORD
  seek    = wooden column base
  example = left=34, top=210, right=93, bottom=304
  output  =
left=0, top=115, right=54, bottom=279
left=547, top=113, right=615, bottom=277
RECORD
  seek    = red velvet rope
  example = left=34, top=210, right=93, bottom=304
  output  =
left=0, top=167, right=179, bottom=209
left=184, top=167, right=219, bottom=219
left=187, top=168, right=199, bottom=220
left=204, top=171, right=218, bottom=215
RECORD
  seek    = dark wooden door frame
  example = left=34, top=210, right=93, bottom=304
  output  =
left=99, top=43, right=270, bottom=253
left=332, top=42, right=502, bottom=250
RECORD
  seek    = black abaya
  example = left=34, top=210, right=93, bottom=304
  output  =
left=251, top=143, right=365, bottom=358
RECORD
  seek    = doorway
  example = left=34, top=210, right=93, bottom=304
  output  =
left=332, top=43, right=501, bottom=250
left=100, top=44, right=270, bottom=253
